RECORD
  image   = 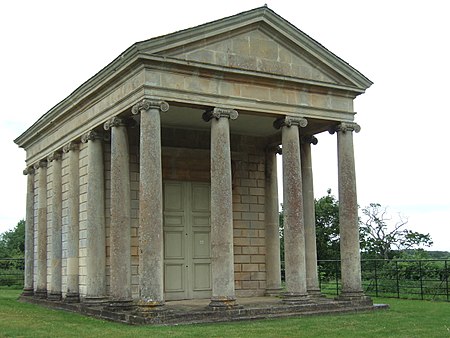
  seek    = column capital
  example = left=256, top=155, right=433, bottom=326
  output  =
left=301, top=135, right=318, bottom=145
left=33, top=160, right=47, bottom=170
left=265, top=144, right=282, bottom=155
left=131, top=99, right=169, bottom=115
left=81, top=130, right=109, bottom=143
left=23, top=166, right=35, bottom=175
left=202, top=107, right=239, bottom=122
left=103, top=116, right=136, bottom=130
left=47, top=150, right=62, bottom=162
left=273, top=116, right=308, bottom=130
left=329, top=122, right=361, bottom=134
left=63, top=141, right=79, bottom=154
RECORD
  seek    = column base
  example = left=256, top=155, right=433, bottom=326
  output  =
left=21, top=288, right=34, bottom=297
left=82, top=296, right=108, bottom=306
left=336, top=291, right=372, bottom=305
left=47, top=291, right=62, bottom=301
left=106, top=299, right=135, bottom=312
left=265, top=288, right=283, bottom=296
left=307, top=288, right=327, bottom=298
left=34, top=289, right=47, bottom=299
left=64, top=292, right=80, bottom=303
left=135, top=299, right=165, bottom=316
left=282, top=292, right=310, bottom=304
left=209, top=296, right=241, bottom=310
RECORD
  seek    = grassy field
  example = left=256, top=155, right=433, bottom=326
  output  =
left=0, top=289, right=449, bottom=337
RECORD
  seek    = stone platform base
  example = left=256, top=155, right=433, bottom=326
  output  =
left=18, top=295, right=388, bottom=325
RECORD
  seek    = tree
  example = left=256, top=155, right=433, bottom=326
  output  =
left=359, top=203, right=433, bottom=259
left=279, top=189, right=341, bottom=261
left=0, top=220, right=25, bottom=258
left=315, top=189, right=340, bottom=260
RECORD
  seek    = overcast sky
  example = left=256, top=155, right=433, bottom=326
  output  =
left=1, top=0, right=449, bottom=251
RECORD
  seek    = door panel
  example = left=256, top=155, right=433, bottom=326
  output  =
left=165, top=264, right=184, bottom=291
left=193, top=232, right=210, bottom=258
left=164, top=232, right=184, bottom=259
left=163, top=181, right=211, bottom=300
left=193, top=263, right=211, bottom=290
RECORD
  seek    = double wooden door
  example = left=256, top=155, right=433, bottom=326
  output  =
left=163, top=181, right=212, bottom=300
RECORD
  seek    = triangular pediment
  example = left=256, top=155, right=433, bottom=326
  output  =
left=160, top=27, right=346, bottom=85
left=135, top=7, right=372, bottom=90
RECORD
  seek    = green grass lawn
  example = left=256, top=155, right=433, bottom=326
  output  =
left=1, top=290, right=449, bottom=337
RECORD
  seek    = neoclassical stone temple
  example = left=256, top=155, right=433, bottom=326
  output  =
left=15, top=7, right=372, bottom=312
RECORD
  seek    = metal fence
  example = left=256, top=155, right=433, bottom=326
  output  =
left=318, top=259, right=450, bottom=302
left=2, top=258, right=449, bottom=301
left=0, top=258, right=24, bottom=288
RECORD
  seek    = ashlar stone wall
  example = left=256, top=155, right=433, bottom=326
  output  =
left=40, top=124, right=273, bottom=299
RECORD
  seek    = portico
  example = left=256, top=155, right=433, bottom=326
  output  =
left=15, top=6, right=372, bottom=315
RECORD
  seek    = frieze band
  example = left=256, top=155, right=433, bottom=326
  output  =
left=202, top=107, right=239, bottom=122
left=273, top=116, right=308, bottom=130
left=131, top=99, right=169, bottom=115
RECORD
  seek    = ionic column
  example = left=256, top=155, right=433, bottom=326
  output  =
left=104, top=117, right=133, bottom=308
left=330, top=122, right=367, bottom=301
left=81, top=131, right=106, bottom=303
left=34, top=159, right=48, bottom=299
left=131, top=99, right=169, bottom=311
left=22, top=166, right=35, bottom=296
left=264, top=145, right=282, bottom=296
left=274, top=116, right=309, bottom=303
left=300, top=135, right=322, bottom=297
left=203, top=107, right=238, bottom=309
left=63, top=142, right=80, bottom=303
left=48, top=151, right=63, bottom=301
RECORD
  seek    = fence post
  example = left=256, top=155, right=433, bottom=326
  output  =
left=318, top=264, right=322, bottom=290
left=395, top=260, right=400, bottom=298
left=374, top=260, right=378, bottom=297
left=419, top=260, right=424, bottom=300
left=335, top=260, right=339, bottom=296
left=446, top=260, right=449, bottom=302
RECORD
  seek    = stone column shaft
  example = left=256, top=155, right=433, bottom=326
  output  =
left=332, top=122, right=365, bottom=300
left=23, top=166, right=35, bottom=296
left=203, top=107, right=238, bottom=308
left=81, top=131, right=106, bottom=302
left=48, top=152, right=62, bottom=300
left=274, top=116, right=309, bottom=303
left=301, top=136, right=321, bottom=296
left=63, top=142, right=80, bottom=302
left=34, top=160, right=48, bottom=298
left=104, top=117, right=132, bottom=305
left=264, top=146, right=282, bottom=295
left=132, top=99, right=169, bottom=309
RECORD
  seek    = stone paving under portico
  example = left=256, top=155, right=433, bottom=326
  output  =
left=20, top=295, right=387, bottom=325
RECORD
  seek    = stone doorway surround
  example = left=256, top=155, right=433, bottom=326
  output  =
left=15, top=6, right=376, bottom=319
